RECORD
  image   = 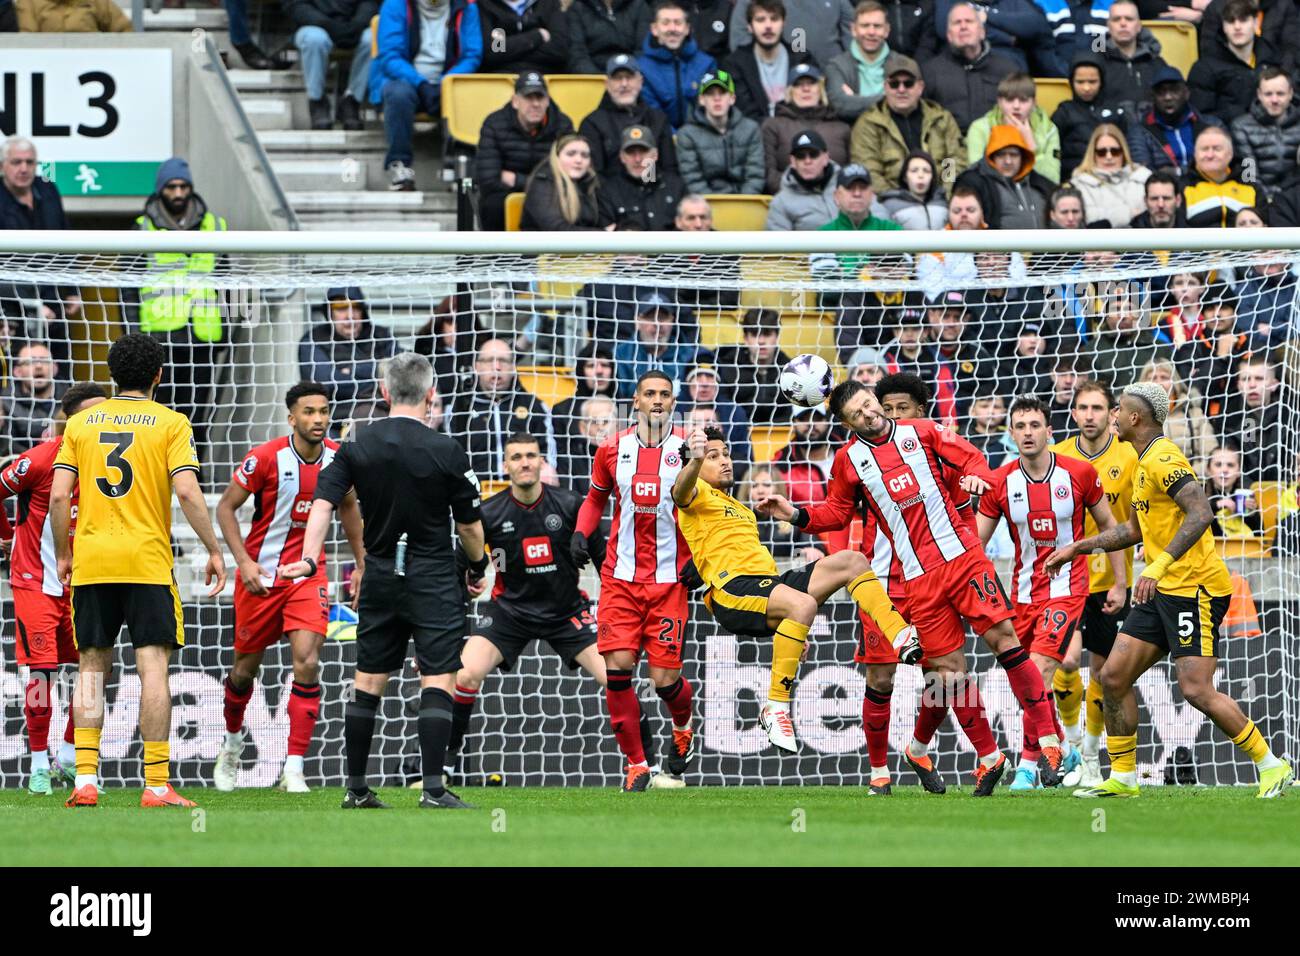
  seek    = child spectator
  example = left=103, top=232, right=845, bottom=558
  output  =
left=1053, top=51, right=1126, bottom=181
left=966, top=72, right=1062, bottom=183
left=1206, top=445, right=1262, bottom=538
left=1161, top=271, right=1207, bottom=346
left=878, top=151, right=948, bottom=229
left=676, top=71, right=766, bottom=195
left=954, top=123, right=1053, bottom=229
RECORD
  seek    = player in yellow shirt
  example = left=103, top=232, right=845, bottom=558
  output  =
left=671, top=425, right=919, bottom=754
left=51, top=334, right=228, bottom=809
left=1046, top=382, right=1292, bottom=798
left=1051, top=380, right=1136, bottom=786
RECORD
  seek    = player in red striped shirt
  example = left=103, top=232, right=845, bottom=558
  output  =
left=0, top=383, right=108, bottom=795
left=978, top=397, right=1127, bottom=789
left=571, top=370, right=695, bottom=792
left=758, top=380, right=1069, bottom=784
left=213, top=383, right=365, bottom=793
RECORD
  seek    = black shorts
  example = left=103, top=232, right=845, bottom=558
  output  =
left=476, top=603, right=597, bottom=672
left=705, top=565, right=816, bottom=638
left=72, top=582, right=184, bottom=651
left=1080, top=589, right=1131, bottom=658
left=1120, top=588, right=1229, bottom=660
left=355, top=557, right=465, bottom=676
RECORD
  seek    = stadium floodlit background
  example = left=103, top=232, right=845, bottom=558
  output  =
left=2, top=1, right=1300, bottom=799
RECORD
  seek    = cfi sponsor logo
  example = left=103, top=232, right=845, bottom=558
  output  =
left=49, top=886, right=152, bottom=937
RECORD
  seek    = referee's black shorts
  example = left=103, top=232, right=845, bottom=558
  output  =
left=355, top=555, right=465, bottom=676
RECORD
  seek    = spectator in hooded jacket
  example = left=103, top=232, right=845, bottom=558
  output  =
left=922, top=2, right=1017, bottom=132
left=598, top=124, right=686, bottom=229
left=450, top=338, right=557, bottom=478
left=879, top=150, right=948, bottom=228
left=762, top=63, right=852, bottom=191
left=1199, top=0, right=1298, bottom=74
left=298, top=287, right=398, bottom=436
left=722, top=0, right=816, bottom=122
left=1190, top=0, right=1283, bottom=121
left=1230, top=66, right=1300, bottom=200
left=1127, top=66, right=1223, bottom=176
left=730, top=0, right=856, bottom=71
left=371, top=0, right=482, bottom=191
left=850, top=54, right=964, bottom=192
left=824, top=0, right=892, bottom=123
left=522, top=134, right=614, bottom=231
left=1054, top=51, right=1128, bottom=180
left=639, top=0, right=718, bottom=131
left=474, top=73, right=575, bottom=230
left=579, top=54, right=678, bottom=177
left=954, top=123, right=1053, bottom=229
left=1180, top=125, right=1256, bottom=228
left=676, top=70, right=767, bottom=194
left=287, top=0, right=376, bottom=132
left=1098, top=1, right=1166, bottom=117
left=568, top=0, right=651, bottom=74
left=1034, top=0, right=1112, bottom=67
left=766, top=129, right=842, bottom=229
left=933, top=0, right=1064, bottom=76
left=1070, top=123, right=1151, bottom=227
left=478, top=0, right=568, bottom=74
left=965, top=71, right=1061, bottom=183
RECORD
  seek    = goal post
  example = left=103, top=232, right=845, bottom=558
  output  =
left=0, top=229, right=1295, bottom=790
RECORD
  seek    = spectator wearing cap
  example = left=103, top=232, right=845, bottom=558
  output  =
left=552, top=342, right=618, bottom=481
left=639, top=0, right=719, bottom=131
left=568, top=0, right=651, bottom=74
left=913, top=289, right=1002, bottom=423
left=598, top=125, right=686, bottom=229
left=761, top=63, right=853, bottom=191
left=474, top=73, right=575, bottom=230
left=371, top=0, right=482, bottom=191
left=612, top=290, right=708, bottom=398
left=923, top=2, right=1017, bottom=133
left=522, top=134, right=614, bottom=230
left=722, top=0, right=817, bottom=122
left=878, top=150, right=948, bottom=229
left=933, top=0, right=1064, bottom=76
left=677, top=70, right=766, bottom=194
left=765, top=130, right=842, bottom=229
left=681, top=363, right=753, bottom=473
left=965, top=71, right=1062, bottom=184
left=1190, top=0, right=1285, bottom=122
left=579, top=55, right=679, bottom=176
left=730, top=0, right=856, bottom=69
left=298, top=286, right=398, bottom=436
left=450, top=337, right=557, bottom=478
left=714, top=307, right=794, bottom=423
left=1127, top=66, right=1223, bottom=176
left=1180, top=126, right=1256, bottom=228
left=772, top=404, right=838, bottom=507
left=824, top=0, right=892, bottom=123
left=1229, top=67, right=1300, bottom=200
left=809, top=164, right=900, bottom=279
left=846, top=345, right=891, bottom=384
left=881, top=295, right=929, bottom=375
left=1098, top=1, right=1166, bottom=117
left=953, top=123, right=1053, bottom=228
left=850, top=53, right=964, bottom=194
left=478, top=0, right=568, bottom=74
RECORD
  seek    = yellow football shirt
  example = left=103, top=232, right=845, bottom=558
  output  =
left=676, top=478, right=776, bottom=589
left=54, top=396, right=200, bottom=586
left=1132, top=437, right=1232, bottom=598
left=1053, top=434, right=1137, bottom=592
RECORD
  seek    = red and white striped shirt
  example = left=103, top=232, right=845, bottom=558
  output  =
left=233, top=435, right=339, bottom=588
left=804, top=419, right=991, bottom=583
left=0, top=438, right=75, bottom=596
left=584, top=426, right=689, bottom=585
left=979, top=453, right=1103, bottom=604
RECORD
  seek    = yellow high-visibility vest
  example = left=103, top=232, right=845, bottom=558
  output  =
left=135, top=211, right=227, bottom=342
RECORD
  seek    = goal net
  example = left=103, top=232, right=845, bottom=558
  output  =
left=0, top=230, right=1296, bottom=790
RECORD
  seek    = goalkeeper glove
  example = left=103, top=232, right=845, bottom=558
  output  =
left=570, top=531, right=591, bottom=569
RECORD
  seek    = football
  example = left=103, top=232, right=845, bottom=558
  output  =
left=778, top=353, right=834, bottom=408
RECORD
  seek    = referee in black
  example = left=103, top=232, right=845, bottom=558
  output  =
left=280, top=352, right=487, bottom=810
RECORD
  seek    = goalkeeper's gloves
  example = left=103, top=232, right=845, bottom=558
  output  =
left=570, top=531, right=591, bottom=569
left=679, top=558, right=704, bottom=592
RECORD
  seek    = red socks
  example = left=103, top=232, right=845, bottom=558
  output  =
left=655, top=676, right=694, bottom=728
left=913, top=695, right=948, bottom=746
left=862, top=687, right=891, bottom=767
left=24, top=673, right=51, bottom=753
left=997, top=647, right=1056, bottom=749
left=287, top=681, right=321, bottom=757
left=64, top=698, right=76, bottom=744
left=223, top=675, right=254, bottom=734
left=949, top=675, right=998, bottom=758
left=605, top=669, right=646, bottom=765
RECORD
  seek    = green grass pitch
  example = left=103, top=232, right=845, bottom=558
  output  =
left=2, top=785, right=1297, bottom=866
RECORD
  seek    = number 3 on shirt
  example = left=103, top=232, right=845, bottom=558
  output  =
left=96, top=432, right=135, bottom=498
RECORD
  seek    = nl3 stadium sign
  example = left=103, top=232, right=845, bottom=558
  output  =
left=1, top=50, right=173, bottom=196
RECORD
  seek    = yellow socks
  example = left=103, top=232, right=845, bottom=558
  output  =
left=846, top=571, right=907, bottom=640
left=1085, top=676, right=1106, bottom=738
left=1053, top=668, right=1084, bottom=732
left=143, top=741, right=170, bottom=789
left=75, top=727, right=101, bottom=780
left=1232, top=721, right=1272, bottom=765
left=769, top=619, right=810, bottom=703
left=1108, top=733, right=1138, bottom=785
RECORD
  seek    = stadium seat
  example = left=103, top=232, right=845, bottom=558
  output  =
left=441, top=73, right=517, bottom=147
left=545, top=75, right=607, bottom=129
left=517, top=365, right=576, bottom=409
left=705, top=194, right=772, bottom=231
left=1034, top=78, right=1071, bottom=119
left=1143, top=20, right=1197, bottom=76
left=1253, top=480, right=1286, bottom=553
left=777, top=310, right=839, bottom=367
left=481, top=479, right=510, bottom=499
left=505, top=192, right=526, bottom=231
left=738, top=254, right=810, bottom=310
left=698, top=310, right=744, bottom=351
left=750, top=424, right=792, bottom=463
